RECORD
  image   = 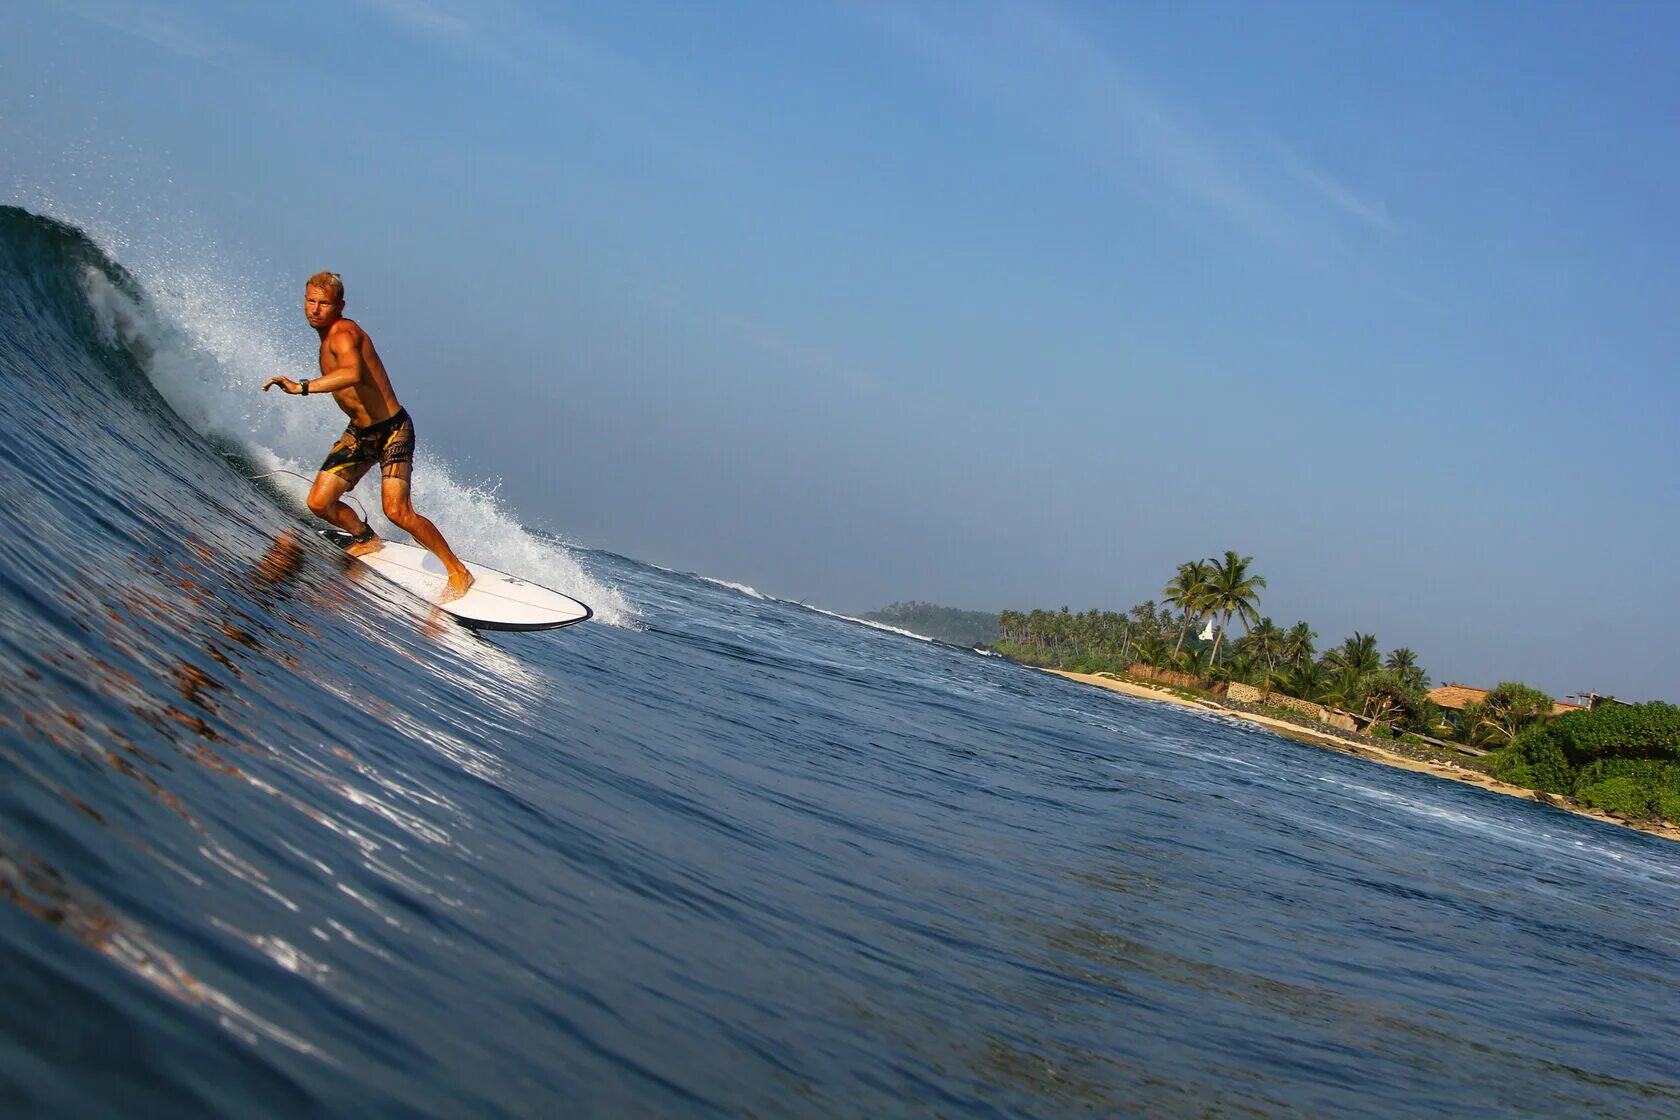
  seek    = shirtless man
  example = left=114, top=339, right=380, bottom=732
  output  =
left=263, top=271, right=474, bottom=602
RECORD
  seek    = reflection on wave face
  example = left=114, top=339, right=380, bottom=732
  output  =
left=3, top=206, right=1680, bottom=1118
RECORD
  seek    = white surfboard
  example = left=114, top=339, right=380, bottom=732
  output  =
left=320, top=529, right=592, bottom=631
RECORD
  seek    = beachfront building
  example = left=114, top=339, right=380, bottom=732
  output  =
left=1426, top=684, right=1586, bottom=734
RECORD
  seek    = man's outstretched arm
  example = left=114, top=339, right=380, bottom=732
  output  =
left=262, top=330, right=366, bottom=395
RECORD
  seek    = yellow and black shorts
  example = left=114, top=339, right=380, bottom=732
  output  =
left=320, top=408, right=415, bottom=486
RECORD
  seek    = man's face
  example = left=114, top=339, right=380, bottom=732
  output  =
left=304, top=287, right=342, bottom=328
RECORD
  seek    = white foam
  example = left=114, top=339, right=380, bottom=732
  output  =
left=800, top=605, right=937, bottom=642
left=76, top=257, right=631, bottom=626
left=698, top=575, right=768, bottom=600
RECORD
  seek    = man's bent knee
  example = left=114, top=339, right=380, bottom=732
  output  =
left=383, top=503, right=425, bottom=533
left=381, top=481, right=417, bottom=523
left=307, top=474, right=349, bottom=520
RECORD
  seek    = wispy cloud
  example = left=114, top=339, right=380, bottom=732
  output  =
left=849, top=0, right=1388, bottom=255
left=358, top=0, right=472, bottom=40
left=342, top=2, right=768, bottom=199
left=1286, top=157, right=1396, bottom=233
left=50, top=0, right=272, bottom=71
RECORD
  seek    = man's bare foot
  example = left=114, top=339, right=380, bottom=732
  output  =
left=439, top=568, right=474, bottom=604
left=346, top=533, right=383, bottom=557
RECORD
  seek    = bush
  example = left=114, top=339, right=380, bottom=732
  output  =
left=1571, top=759, right=1680, bottom=821
left=1403, top=700, right=1444, bottom=738
left=1400, top=733, right=1424, bottom=745
left=1575, top=758, right=1680, bottom=788
left=1470, top=682, right=1556, bottom=743
left=1547, top=702, right=1680, bottom=766
left=1488, top=709, right=1680, bottom=824
left=1573, top=775, right=1654, bottom=818
left=1491, top=728, right=1575, bottom=794
left=1370, top=723, right=1393, bottom=739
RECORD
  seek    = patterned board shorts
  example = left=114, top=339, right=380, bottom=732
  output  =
left=320, top=408, right=415, bottom=486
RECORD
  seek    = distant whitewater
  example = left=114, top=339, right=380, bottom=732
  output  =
left=3, top=205, right=1679, bottom=1119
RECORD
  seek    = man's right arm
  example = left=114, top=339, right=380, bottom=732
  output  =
left=262, top=326, right=366, bottom=396
left=297, top=326, right=367, bottom=395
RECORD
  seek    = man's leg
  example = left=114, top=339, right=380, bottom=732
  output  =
left=381, top=477, right=474, bottom=602
left=306, top=471, right=381, bottom=555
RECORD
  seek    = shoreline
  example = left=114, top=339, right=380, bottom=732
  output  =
left=1038, top=667, right=1680, bottom=844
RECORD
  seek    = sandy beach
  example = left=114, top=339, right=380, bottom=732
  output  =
left=1039, top=668, right=1680, bottom=844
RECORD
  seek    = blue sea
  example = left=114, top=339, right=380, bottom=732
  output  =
left=2, top=205, right=1678, bottom=1118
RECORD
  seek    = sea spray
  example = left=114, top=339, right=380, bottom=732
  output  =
left=69, top=221, right=631, bottom=624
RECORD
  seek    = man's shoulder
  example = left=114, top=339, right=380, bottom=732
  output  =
left=326, top=318, right=368, bottom=345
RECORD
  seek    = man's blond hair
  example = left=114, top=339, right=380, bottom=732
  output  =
left=306, top=271, right=344, bottom=301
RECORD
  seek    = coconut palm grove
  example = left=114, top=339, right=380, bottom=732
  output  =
left=868, top=551, right=1680, bottom=827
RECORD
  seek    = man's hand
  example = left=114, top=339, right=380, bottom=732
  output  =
left=263, top=376, right=302, bottom=394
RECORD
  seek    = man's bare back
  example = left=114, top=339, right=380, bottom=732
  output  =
left=262, top=271, right=474, bottom=603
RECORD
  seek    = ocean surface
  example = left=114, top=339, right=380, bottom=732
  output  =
left=2, top=204, right=1678, bottom=1118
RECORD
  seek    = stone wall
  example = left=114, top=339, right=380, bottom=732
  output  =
left=1127, top=670, right=1373, bottom=732
left=1223, top=683, right=1358, bottom=732
left=1272, top=694, right=1332, bottom=721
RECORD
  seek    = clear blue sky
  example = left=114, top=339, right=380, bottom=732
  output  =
left=6, top=1, right=1678, bottom=700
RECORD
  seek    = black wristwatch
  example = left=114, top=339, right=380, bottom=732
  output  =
left=300, top=379, right=311, bottom=395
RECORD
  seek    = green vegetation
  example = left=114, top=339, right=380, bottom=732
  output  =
left=995, top=553, right=1441, bottom=739
left=996, top=602, right=1177, bottom=676
left=1202, top=551, right=1266, bottom=664
left=1492, top=702, right=1680, bottom=821
left=862, top=601, right=998, bottom=648
left=1461, top=682, right=1555, bottom=745
left=991, top=551, right=1679, bottom=827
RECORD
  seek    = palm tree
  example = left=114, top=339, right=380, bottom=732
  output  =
left=998, top=610, right=1023, bottom=644
left=1246, top=617, right=1285, bottom=671
left=1317, top=670, right=1361, bottom=711
left=1135, top=632, right=1170, bottom=668
left=1320, top=632, right=1380, bottom=710
left=1129, top=600, right=1160, bottom=628
left=1203, top=551, right=1266, bottom=665
left=1280, top=621, right=1317, bottom=671
left=1216, top=648, right=1262, bottom=685
left=1275, top=657, right=1329, bottom=702
left=1162, top=560, right=1213, bottom=658
left=1384, top=647, right=1429, bottom=692
left=1324, top=632, right=1381, bottom=677
left=1174, top=643, right=1211, bottom=676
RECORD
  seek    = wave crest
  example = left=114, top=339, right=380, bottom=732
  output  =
left=1, top=205, right=631, bottom=626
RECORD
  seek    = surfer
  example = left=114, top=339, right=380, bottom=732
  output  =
left=262, top=272, right=474, bottom=603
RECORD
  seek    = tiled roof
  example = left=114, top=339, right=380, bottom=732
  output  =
left=1427, top=684, right=1584, bottom=716
left=1427, top=685, right=1486, bottom=711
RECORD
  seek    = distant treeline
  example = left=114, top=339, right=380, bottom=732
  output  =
left=991, top=549, right=1680, bottom=825
left=996, top=551, right=1439, bottom=734
left=862, top=601, right=998, bottom=648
